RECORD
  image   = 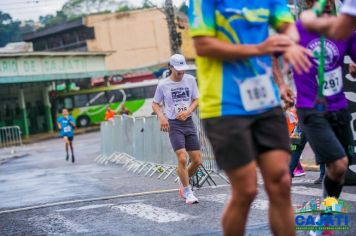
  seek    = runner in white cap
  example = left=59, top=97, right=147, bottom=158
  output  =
left=152, top=54, right=202, bottom=204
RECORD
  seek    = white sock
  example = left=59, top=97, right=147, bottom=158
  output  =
left=183, top=186, right=191, bottom=195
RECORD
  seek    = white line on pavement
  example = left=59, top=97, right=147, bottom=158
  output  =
left=0, top=184, right=231, bottom=215
left=112, top=203, right=195, bottom=223
left=56, top=203, right=114, bottom=212
left=292, top=186, right=356, bottom=202
left=199, top=194, right=270, bottom=211
left=30, top=213, right=89, bottom=233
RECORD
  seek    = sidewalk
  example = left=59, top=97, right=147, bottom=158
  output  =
left=22, top=125, right=100, bottom=144
left=0, top=125, right=100, bottom=165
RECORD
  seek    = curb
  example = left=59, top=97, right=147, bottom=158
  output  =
left=22, top=126, right=100, bottom=144
left=0, top=153, right=30, bottom=165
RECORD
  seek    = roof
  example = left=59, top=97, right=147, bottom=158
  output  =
left=0, top=51, right=111, bottom=57
left=22, top=18, right=84, bottom=41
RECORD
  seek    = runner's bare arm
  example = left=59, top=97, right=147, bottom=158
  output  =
left=192, top=35, right=293, bottom=61
left=176, top=99, right=198, bottom=121
left=57, top=122, right=62, bottom=130
left=152, top=102, right=169, bottom=132
left=188, top=98, right=199, bottom=115
left=272, top=56, right=295, bottom=106
left=301, top=11, right=356, bottom=40
left=277, top=23, right=313, bottom=75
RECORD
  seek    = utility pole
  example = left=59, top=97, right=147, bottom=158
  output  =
left=165, top=0, right=181, bottom=54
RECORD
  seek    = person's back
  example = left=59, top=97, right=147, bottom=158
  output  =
left=189, top=0, right=312, bottom=235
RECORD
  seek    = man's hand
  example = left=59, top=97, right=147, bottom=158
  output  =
left=258, top=35, right=293, bottom=55
left=300, top=10, right=318, bottom=31
left=159, top=116, right=169, bottom=132
left=349, top=63, right=356, bottom=78
left=176, top=111, right=190, bottom=121
left=279, top=84, right=295, bottom=107
left=283, top=44, right=312, bottom=74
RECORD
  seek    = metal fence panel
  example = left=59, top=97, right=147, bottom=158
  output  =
left=133, top=117, right=145, bottom=161
left=97, top=112, right=219, bottom=173
left=0, top=126, right=22, bottom=149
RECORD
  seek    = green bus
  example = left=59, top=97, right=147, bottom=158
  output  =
left=53, top=79, right=159, bottom=127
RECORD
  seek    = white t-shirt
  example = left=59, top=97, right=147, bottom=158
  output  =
left=153, top=74, right=199, bottom=120
left=341, top=0, right=356, bottom=16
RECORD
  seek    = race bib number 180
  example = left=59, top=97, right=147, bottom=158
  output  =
left=239, top=74, right=278, bottom=112
left=322, top=66, right=343, bottom=96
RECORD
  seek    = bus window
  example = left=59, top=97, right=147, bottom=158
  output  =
left=64, top=97, right=74, bottom=110
left=144, top=85, right=157, bottom=98
left=107, top=90, right=124, bottom=103
left=128, top=87, right=145, bottom=100
left=74, top=94, right=88, bottom=107
left=88, top=92, right=108, bottom=106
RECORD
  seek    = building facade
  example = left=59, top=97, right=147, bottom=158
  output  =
left=23, top=9, right=195, bottom=71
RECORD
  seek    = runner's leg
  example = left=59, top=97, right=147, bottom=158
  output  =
left=298, top=109, right=348, bottom=198
left=69, top=139, right=75, bottom=163
left=187, top=150, right=201, bottom=177
left=258, top=150, right=295, bottom=236
left=63, top=137, right=69, bottom=161
left=223, top=162, right=258, bottom=236
left=176, top=148, right=189, bottom=187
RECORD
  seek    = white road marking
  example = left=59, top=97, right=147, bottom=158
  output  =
left=292, top=186, right=356, bottom=202
left=251, top=199, right=269, bottom=211
left=199, top=194, right=269, bottom=210
left=0, top=185, right=231, bottom=215
left=30, top=213, right=89, bottom=234
left=199, top=193, right=229, bottom=204
left=56, top=203, right=114, bottom=212
left=112, top=203, right=195, bottom=223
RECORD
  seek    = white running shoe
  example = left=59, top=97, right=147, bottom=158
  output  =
left=185, top=192, right=199, bottom=204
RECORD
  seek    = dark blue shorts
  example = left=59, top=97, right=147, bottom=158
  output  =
left=168, top=117, right=200, bottom=152
left=298, top=108, right=354, bottom=164
left=61, top=135, right=74, bottom=141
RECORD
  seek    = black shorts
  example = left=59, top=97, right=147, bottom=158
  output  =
left=297, top=108, right=354, bottom=164
left=62, top=135, right=74, bottom=141
left=168, top=117, right=200, bottom=152
left=202, top=107, right=290, bottom=171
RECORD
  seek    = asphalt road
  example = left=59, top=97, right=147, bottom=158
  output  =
left=0, top=132, right=355, bottom=236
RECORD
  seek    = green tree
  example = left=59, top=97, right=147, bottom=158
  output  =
left=179, top=2, right=188, bottom=14
left=62, top=0, right=123, bottom=18
left=38, top=11, right=69, bottom=28
left=0, top=11, right=21, bottom=47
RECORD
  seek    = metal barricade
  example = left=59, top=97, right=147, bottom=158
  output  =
left=0, top=126, right=22, bottom=151
left=96, top=113, right=228, bottom=183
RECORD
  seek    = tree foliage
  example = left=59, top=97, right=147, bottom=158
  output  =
left=0, top=11, right=21, bottom=47
left=62, top=0, right=121, bottom=18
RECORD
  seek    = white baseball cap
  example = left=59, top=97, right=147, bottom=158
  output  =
left=169, top=54, right=190, bottom=71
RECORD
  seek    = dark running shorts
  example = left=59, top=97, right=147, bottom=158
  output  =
left=62, top=135, right=74, bottom=141
left=297, top=108, right=354, bottom=164
left=168, top=117, right=200, bottom=152
left=202, top=107, right=290, bottom=171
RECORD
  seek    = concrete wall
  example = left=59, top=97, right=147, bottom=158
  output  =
left=84, top=9, right=172, bottom=70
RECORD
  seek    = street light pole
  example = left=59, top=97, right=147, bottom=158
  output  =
left=165, top=0, right=181, bottom=54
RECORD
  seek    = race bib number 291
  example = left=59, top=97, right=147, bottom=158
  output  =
left=239, top=74, right=278, bottom=112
